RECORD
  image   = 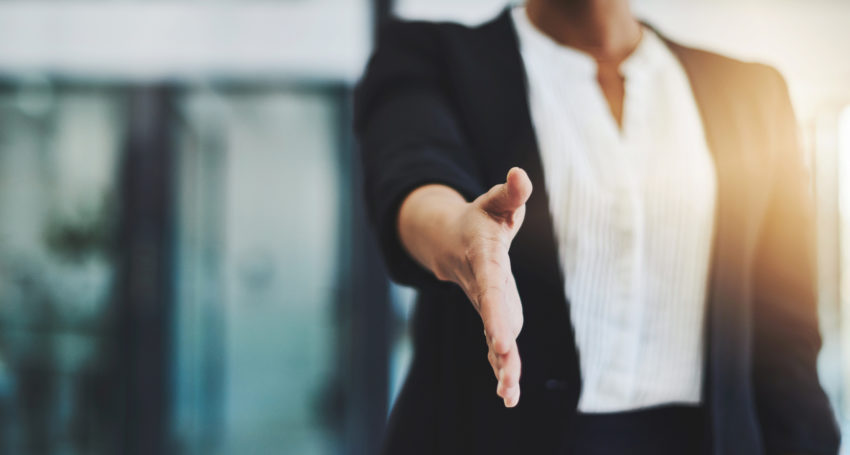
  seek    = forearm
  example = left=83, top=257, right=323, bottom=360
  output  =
left=397, top=184, right=467, bottom=282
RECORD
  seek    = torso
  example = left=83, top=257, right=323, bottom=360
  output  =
left=512, top=6, right=717, bottom=412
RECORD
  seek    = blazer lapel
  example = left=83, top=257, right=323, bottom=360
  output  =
left=662, top=37, right=770, bottom=454
left=470, top=11, right=565, bottom=289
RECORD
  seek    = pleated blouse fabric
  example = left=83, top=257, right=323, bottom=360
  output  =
left=512, top=7, right=717, bottom=412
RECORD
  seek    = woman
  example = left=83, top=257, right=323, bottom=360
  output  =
left=354, top=0, right=840, bottom=453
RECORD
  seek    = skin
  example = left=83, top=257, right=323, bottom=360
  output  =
left=398, top=0, right=640, bottom=408
left=526, top=0, right=642, bottom=126
left=399, top=169, right=531, bottom=407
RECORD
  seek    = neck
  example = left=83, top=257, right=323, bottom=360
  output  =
left=525, top=0, right=642, bottom=64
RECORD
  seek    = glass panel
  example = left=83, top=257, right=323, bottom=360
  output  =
left=0, top=84, right=125, bottom=454
left=173, top=87, right=344, bottom=454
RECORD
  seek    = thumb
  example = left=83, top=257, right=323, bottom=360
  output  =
left=479, top=167, right=533, bottom=219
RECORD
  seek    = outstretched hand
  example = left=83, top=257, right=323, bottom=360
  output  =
left=398, top=167, right=532, bottom=407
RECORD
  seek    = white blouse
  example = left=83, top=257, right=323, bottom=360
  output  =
left=512, top=7, right=717, bottom=412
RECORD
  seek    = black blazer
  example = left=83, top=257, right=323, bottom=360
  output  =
left=354, top=9, right=840, bottom=455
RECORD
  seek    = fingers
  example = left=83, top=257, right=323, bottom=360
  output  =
left=474, top=261, right=524, bottom=408
left=472, top=249, right=523, bottom=347
left=479, top=285, right=514, bottom=355
left=478, top=167, right=533, bottom=222
left=488, top=342, right=521, bottom=408
left=505, top=167, right=533, bottom=206
left=506, top=273, right=523, bottom=339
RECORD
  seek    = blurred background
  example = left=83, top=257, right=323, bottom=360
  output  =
left=0, top=0, right=847, bottom=454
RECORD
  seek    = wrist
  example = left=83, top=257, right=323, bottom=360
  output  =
left=427, top=200, right=470, bottom=283
left=398, top=184, right=469, bottom=282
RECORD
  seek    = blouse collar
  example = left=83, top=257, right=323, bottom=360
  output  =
left=511, top=6, right=668, bottom=81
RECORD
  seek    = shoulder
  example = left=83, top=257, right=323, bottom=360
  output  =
left=357, top=16, right=486, bottom=86
left=666, top=39, right=798, bottom=169
left=663, top=38, right=788, bottom=99
left=354, top=13, right=508, bottom=130
left=353, top=19, right=463, bottom=132
left=370, top=17, right=487, bottom=63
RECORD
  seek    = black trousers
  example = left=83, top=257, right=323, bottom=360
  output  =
left=572, top=405, right=706, bottom=455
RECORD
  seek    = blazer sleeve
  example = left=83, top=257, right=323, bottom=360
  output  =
left=353, top=21, right=486, bottom=288
left=751, top=67, right=841, bottom=455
